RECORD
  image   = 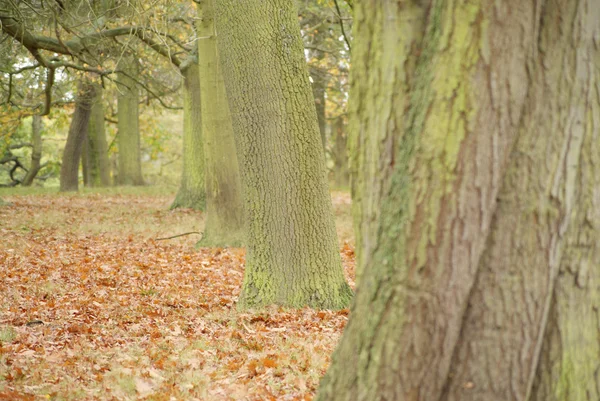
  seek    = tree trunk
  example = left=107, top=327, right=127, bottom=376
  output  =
left=170, top=58, right=206, bottom=210
left=60, top=82, right=95, bottom=192
left=331, top=116, right=349, bottom=189
left=81, top=135, right=91, bottom=187
left=117, top=57, right=144, bottom=186
left=195, top=0, right=244, bottom=246
left=318, top=1, right=600, bottom=400
left=216, top=0, right=352, bottom=309
left=440, top=2, right=600, bottom=400
left=310, top=65, right=328, bottom=151
left=21, top=114, right=42, bottom=186
left=87, top=85, right=111, bottom=187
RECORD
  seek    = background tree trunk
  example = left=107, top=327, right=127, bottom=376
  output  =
left=331, top=116, right=349, bottom=189
left=318, top=0, right=538, bottom=399
left=21, top=114, right=42, bottom=186
left=117, top=56, right=144, bottom=186
left=170, top=58, right=206, bottom=210
left=195, top=0, right=244, bottom=247
left=216, top=0, right=352, bottom=309
left=81, top=135, right=91, bottom=187
left=87, top=85, right=111, bottom=187
left=60, top=82, right=95, bottom=192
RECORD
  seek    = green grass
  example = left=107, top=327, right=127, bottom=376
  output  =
left=0, top=327, right=16, bottom=343
left=0, top=184, right=178, bottom=197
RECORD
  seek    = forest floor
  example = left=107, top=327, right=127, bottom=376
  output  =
left=0, top=187, right=355, bottom=401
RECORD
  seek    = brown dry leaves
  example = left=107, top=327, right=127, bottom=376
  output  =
left=0, top=192, right=355, bottom=400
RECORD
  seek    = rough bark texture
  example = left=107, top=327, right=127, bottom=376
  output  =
left=347, top=0, right=428, bottom=284
left=216, top=0, right=352, bottom=309
left=117, top=57, right=144, bottom=186
left=311, top=65, right=328, bottom=150
left=60, top=83, right=95, bottom=192
left=318, top=0, right=537, bottom=399
left=319, top=0, right=600, bottom=400
left=529, top=1, right=600, bottom=399
left=81, top=134, right=91, bottom=187
left=441, top=2, right=600, bottom=400
left=21, top=114, right=42, bottom=186
left=195, top=0, right=244, bottom=247
left=87, top=85, right=111, bottom=187
left=170, top=59, right=206, bottom=210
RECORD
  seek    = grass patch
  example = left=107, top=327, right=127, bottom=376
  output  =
left=0, top=327, right=16, bottom=343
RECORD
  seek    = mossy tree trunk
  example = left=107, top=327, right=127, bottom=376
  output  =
left=81, top=134, right=91, bottom=187
left=87, top=85, right=111, bottom=187
left=170, top=58, right=206, bottom=210
left=21, top=114, right=43, bottom=186
left=331, top=116, right=349, bottom=189
left=318, top=1, right=600, bottom=400
left=310, top=65, right=328, bottom=150
left=117, top=56, right=144, bottom=186
left=195, top=0, right=244, bottom=246
left=60, top=82, right=95, bottom=192
left=216, top=0, right=352, bottom=309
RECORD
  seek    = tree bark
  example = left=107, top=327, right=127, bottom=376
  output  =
left=60, top=82, right=95, bottom=192
left=87, top=85, right=111, bottom=187
left=170, top=58, right=206, bottom=210
left=439, top=2, right=600, bottom=400
left=318, top=0, right=538, bottom=399
left=310, top=65, right=328, bottom=151
left=117, top=56, right=144, bottom=186
left=319, top=0, right=600, bottom=400
left=331, top=116, right=349, bottom=189
left=21, top=114, right=43, bottom=186
left=81, top=134, right=91, bottom=187
left=195, top=0, right=244, bottom=247
left=216, top=0, right=352, bottom=309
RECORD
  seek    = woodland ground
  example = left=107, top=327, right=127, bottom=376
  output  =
left=0, top=187, right=355, bottom=401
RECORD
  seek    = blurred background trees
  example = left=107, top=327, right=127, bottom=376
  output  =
left=0, top=0, right=352, bottom=194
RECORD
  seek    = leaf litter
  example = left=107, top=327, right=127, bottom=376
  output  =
left=0, top=192, right=355, bottom=400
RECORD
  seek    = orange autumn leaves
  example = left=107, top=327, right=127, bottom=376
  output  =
left=0, top=192, right=354, bottom=400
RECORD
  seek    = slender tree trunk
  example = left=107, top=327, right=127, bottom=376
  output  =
left=195, top=0, right=244, bottom=246
left=170, top=58, right=206, bottom=210
left=87, top=85, right=111, bottom=187
left=117, top=57, right=144, bottom=186
left=81, top=135, right=91, bottom=187
left=21, top=115, right=42, bottom=186
left=216, top=0, right=352, bottom=309
left=331, top=116, right=349, bottom=189
left=60, top=82, right=95, bottom=192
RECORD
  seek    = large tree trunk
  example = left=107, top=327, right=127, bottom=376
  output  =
left=21, top=114, right=42, bottom=186
left=310, top=65, right=328, bottom=151
left=216, top=0, right=352, bottom=309
left=170, top=58, right=206, bottom=210
left=117, top=57, right=144, bottom=186
left=195, top=0, right=244, bottom=247
left=318, top=1, right=600, bottom=400
left=60, top=82, right=95, bottom=192
left=87, top=85, right=111, bottom=187
left=440, top=2, right=600, bottom=400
